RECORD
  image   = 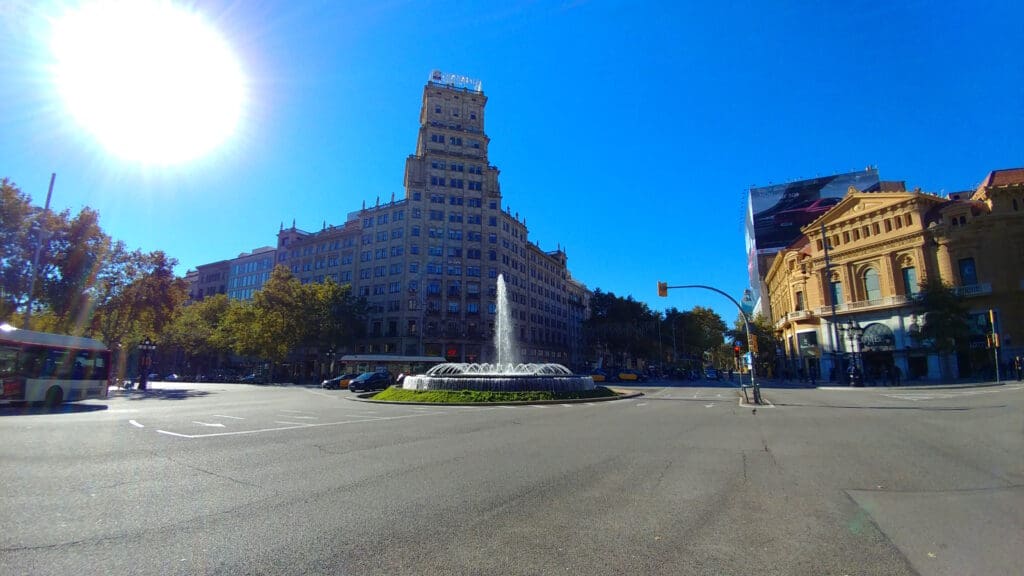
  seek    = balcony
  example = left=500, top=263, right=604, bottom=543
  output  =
left=953, top=283, right=992, bottom=297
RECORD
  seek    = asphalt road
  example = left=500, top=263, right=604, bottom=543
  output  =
left=2, top=381, right=1022, bottom=575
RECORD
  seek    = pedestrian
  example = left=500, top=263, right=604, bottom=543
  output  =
left=881, top=366, right=890, bottom=387
left=1014, top=355, right=1022, bottom=381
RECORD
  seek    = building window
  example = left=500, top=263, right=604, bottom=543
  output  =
left=902, top=267, right=918, bottom=295
left=904, top=214, right=913, bottom=227
left=864, top=268, right=881, bottom=301
left=958, top=257, right=977, bottom=286
left=884, top=219, right=892, bottom=233
left=830, top=280, right=843, bottom=307
left=795, top=291, right=805, bottom=311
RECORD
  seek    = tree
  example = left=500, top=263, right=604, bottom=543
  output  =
left=89, top=248, right=188, bottom=347
left=914, top=277, right=970, bottom=378
left=223, top=266, right=306, bottom=368
left=584, top=289, right=661, bottom=365
left=729, top=313, right=781, bottom=377
left=0, top=178, right=35, bottom=320
left=303, top=279, right=367, bottom=354
left=163, top=294, right=234, bottom=373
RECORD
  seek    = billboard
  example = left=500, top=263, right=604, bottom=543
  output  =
left=745, top=169, right=880, bottom=306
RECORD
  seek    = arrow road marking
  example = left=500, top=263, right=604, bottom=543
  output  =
left=192, top=421, right=226, bottom=428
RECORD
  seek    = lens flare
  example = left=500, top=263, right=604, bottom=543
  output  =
left=50, top=1, right=246, bottom=164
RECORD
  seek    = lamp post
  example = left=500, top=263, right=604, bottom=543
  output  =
left=137, top=337, right=156, bottom=390
left=657, top=282, right=761, bottom=404
left=839, top=320, right=864, bottom=385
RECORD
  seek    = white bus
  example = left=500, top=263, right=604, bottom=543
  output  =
left=0, top=323, right=110, bottom=406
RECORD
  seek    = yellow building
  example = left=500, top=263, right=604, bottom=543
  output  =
left=765, top=169, right=1024, bottom=382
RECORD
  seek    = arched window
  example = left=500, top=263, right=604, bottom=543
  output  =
left=864, top=268, right=881, bottom=301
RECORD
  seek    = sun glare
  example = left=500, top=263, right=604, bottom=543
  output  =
left=50, top=1, right=245, bottom=165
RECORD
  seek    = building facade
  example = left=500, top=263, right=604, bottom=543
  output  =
left=226, top=246, right=276, bottom=301
left=235, top=71, right=589, bottom=364
left=766, top=169, right=1024, bottom=382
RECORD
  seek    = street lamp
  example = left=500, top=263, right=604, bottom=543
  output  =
left=839, top=320, right=864, bottom=383
left=137, top=337, right=157, bottom=390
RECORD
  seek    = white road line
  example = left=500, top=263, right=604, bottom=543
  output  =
left=280, top=409, right=314, bottom=414
left=636, top=402, right=647, bottom=407
left=303, top=389, right=334, bottom=398
left=532, top=404, right=547, bottom=408
left=273, top=420, right=311, bottom=426
left=192, top=421, right=226, bottom=428
left=155, top=412, right=444, bottom=439
left=211, top=414, right=244, bottom=420
left=129, top=419, right=144, bottom=428
left=286, top=415, right=318, bottom=420
left=705, top=404, right=715, bottom=408
left=560, top=404, right=572, bottom=407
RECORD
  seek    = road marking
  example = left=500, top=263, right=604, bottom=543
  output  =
left=155, top=412, right=445, bottom=439
left=285, top=415, right=318, bottom=420
left=705, top=404, right=715, bottom=408
left=532, top=404, right=547, bottom=408
left=129, top=419, right=144, bottom=428
left=192, top=421, right=226, bottom=428
left=212, top=414, right=244, bottom=420
left=280, top=409, right=314, bottom=414
left=303, top=389, right=334, bottom=398
left=636, top=402, right=647, bottom=407
left=273, top=420, right=311, bottom=426
left=156, top=430, right=191, bottom=438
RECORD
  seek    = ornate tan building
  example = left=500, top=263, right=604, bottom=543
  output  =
left=766, top=168, right=1024, bottom=382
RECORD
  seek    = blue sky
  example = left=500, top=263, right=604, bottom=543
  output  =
left=2, top=0, right=1022, bottom=323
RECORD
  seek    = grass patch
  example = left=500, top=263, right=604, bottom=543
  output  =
left=370, top=386, right=620, bottom=403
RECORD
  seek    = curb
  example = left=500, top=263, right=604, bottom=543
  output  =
left=816, top=381, right=1008, bottom=391
left=345, top=390, right=643, bottom=406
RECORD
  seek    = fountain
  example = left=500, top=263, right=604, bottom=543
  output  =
left=402, top=274, right=594, bottom=392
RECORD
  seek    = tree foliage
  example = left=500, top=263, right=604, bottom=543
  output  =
left=914, top=277, right=970, bottom=355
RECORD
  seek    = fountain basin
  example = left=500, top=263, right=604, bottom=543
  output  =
left=402, top=362, right=595, bottom=392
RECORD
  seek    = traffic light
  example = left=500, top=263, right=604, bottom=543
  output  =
left=733, top=345, right=741, bottom=359
left=657, top=281, right=668, bottom=297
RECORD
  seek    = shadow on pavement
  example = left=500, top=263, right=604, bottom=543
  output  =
left=111, top=388, right=212, bottom=401
left=0, top=403, right=109, bottom=416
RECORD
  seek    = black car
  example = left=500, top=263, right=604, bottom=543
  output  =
left=348, top=371, right=392, bottom=392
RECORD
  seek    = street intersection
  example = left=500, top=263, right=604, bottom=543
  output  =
left=2, top=381, right=1021, bottom=575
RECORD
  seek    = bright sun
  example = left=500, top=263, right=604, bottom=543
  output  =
left=50, top=1, right=246, bottom=165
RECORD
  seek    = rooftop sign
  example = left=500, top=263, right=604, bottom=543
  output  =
left=429, top=69, right=482, bottom=92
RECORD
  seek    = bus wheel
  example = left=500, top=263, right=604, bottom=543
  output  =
left=44, top=386, right=64, bottom=407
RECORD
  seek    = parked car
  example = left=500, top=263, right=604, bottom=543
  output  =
left=164, top=373, right=181, bottom=382
left=239, top=373, right=265, bottom=384
left=348, top=371, right=392, bottom=392
left=617, top=369, right=648, bottom=382
left=589, top=369, right=608, bottom=383
left=321, top=373, right=359, bottom=390
left=704, top=368, right=721, bottom=381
